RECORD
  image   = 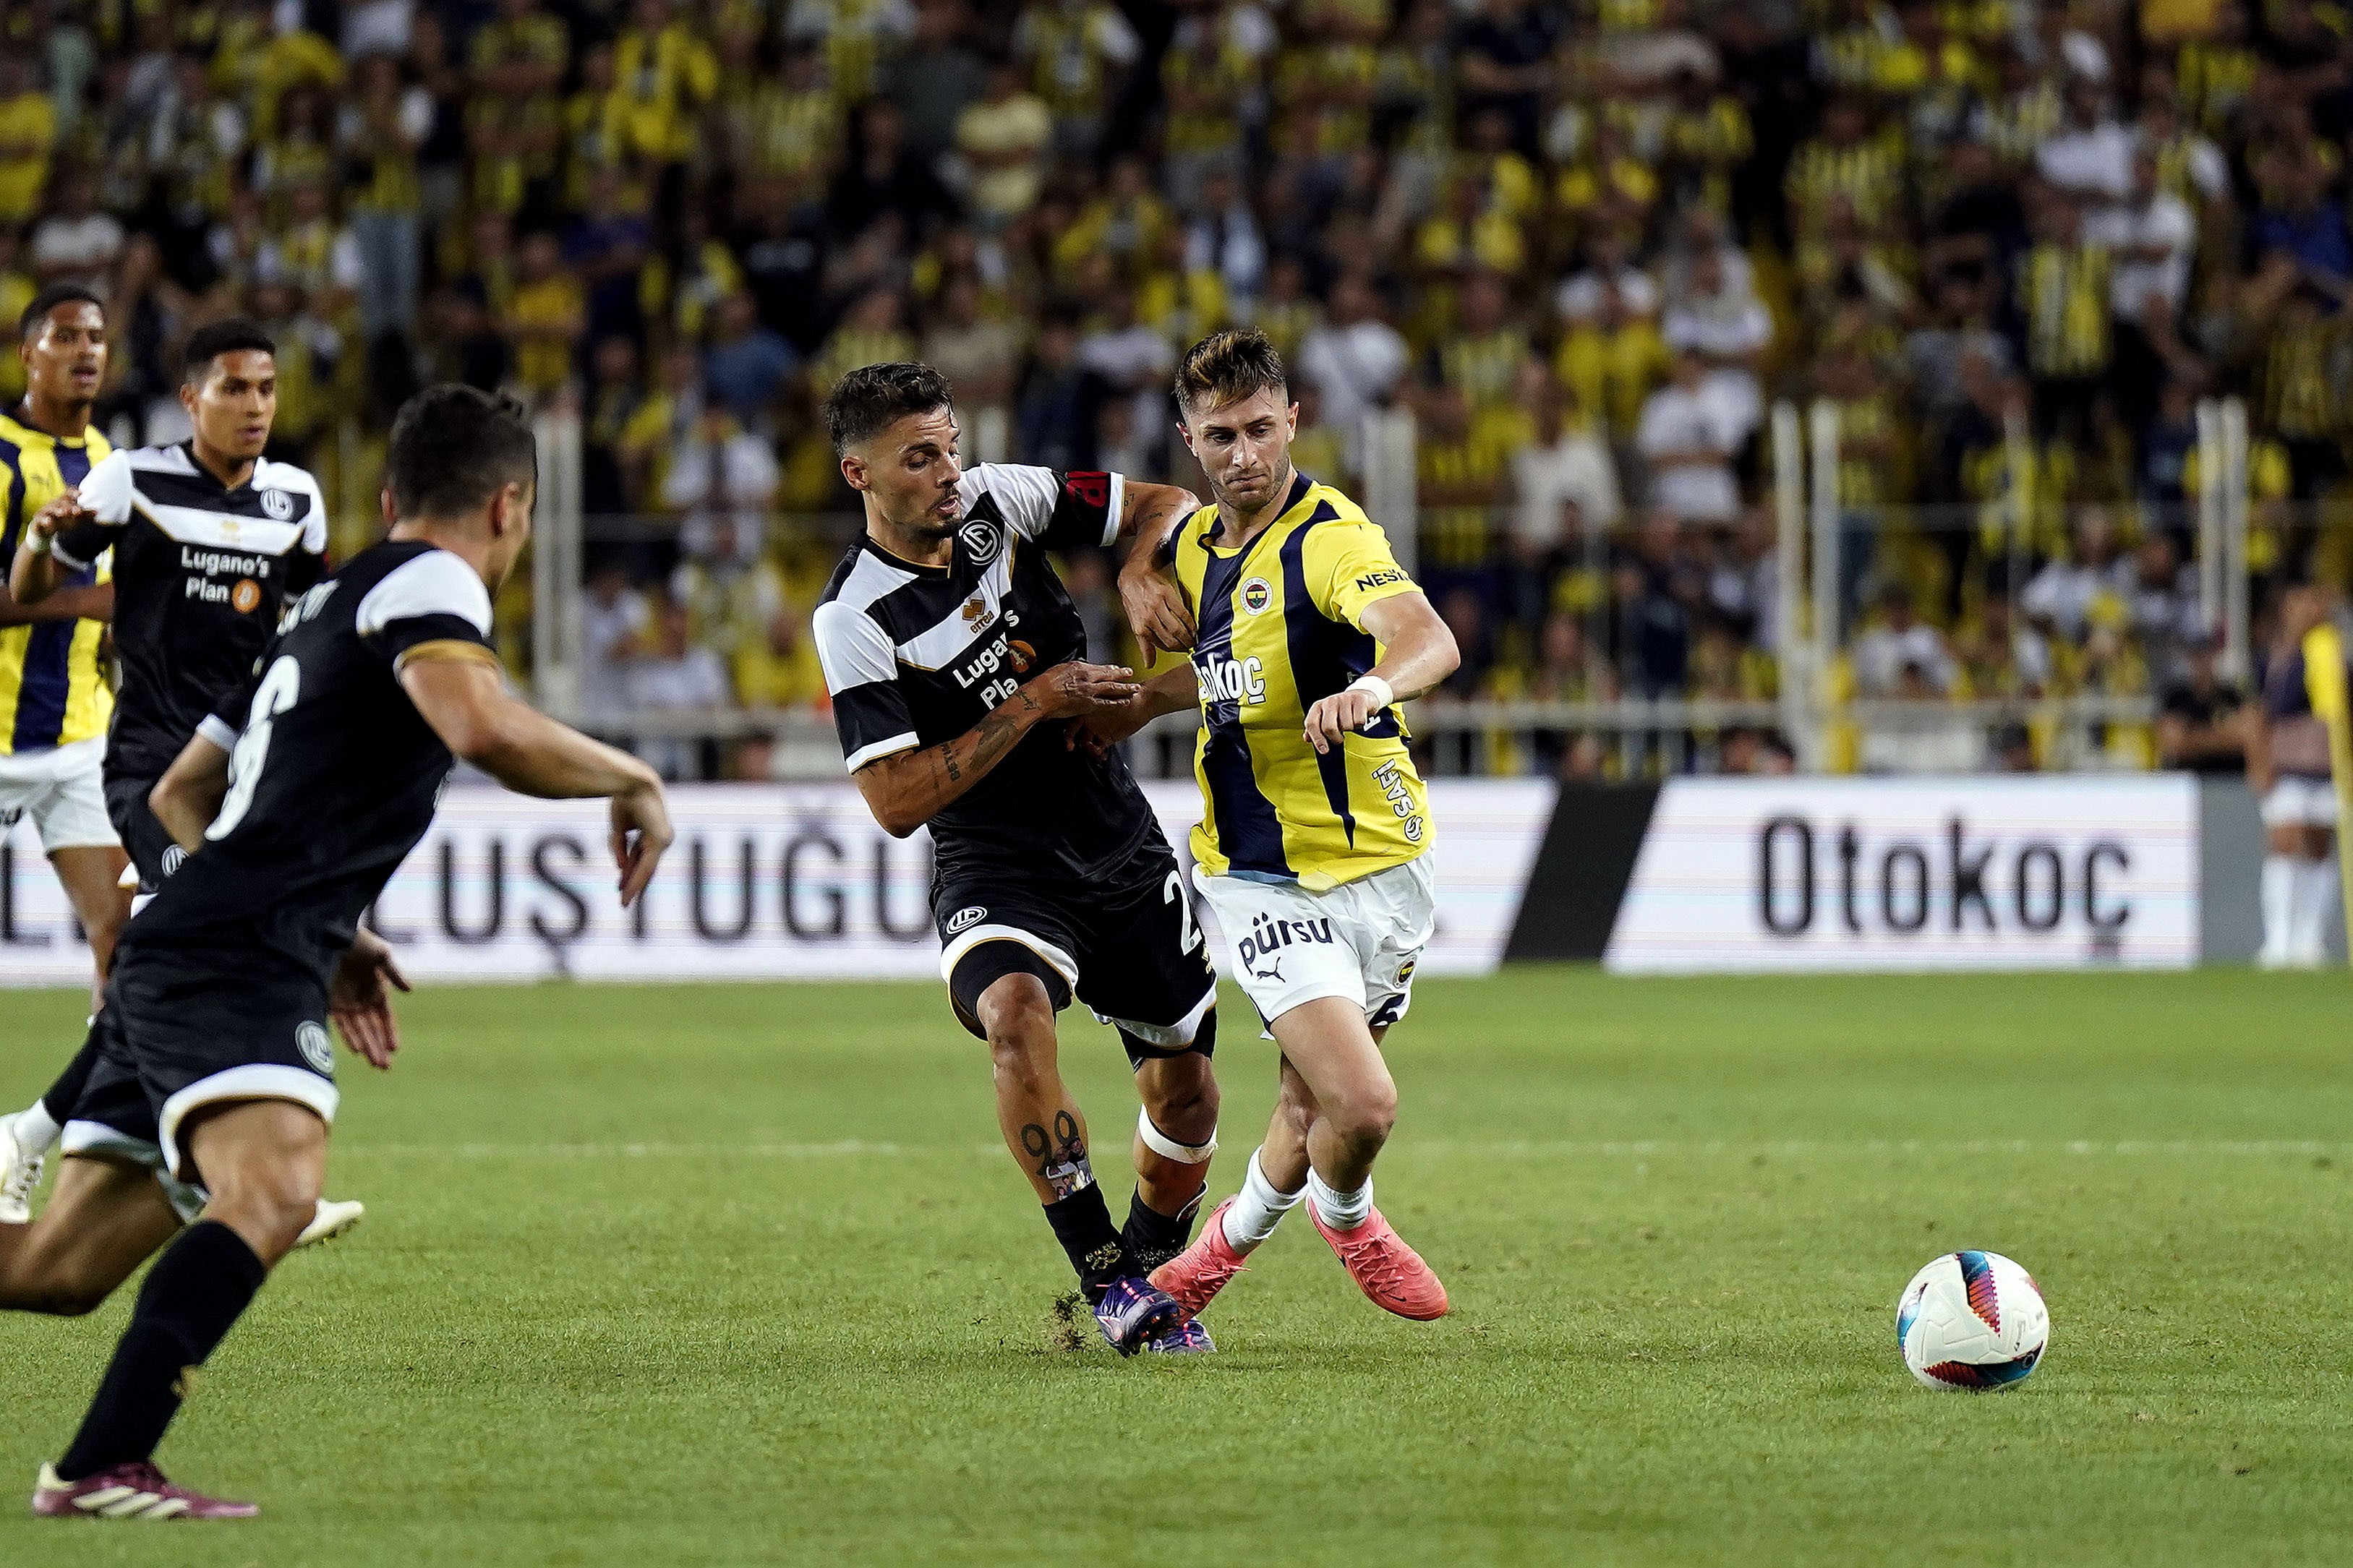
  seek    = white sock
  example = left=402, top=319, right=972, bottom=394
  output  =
left=1306, top=1168, right=1373, bottom=1231
left=2261, top=855, right=2299, bottom=965
left=1221, top=1149, right=1304, bottom=1255
left=12, top=1100, right=61, bottom=1152
left=2292, top=858, right=2340, bottom=964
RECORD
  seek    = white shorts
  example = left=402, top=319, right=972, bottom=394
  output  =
left=2263, top=776, right=2342, bottom=830
left=0, top=737, right=118, bottom=853
left=1196, top=854, right=1435, bottom=1030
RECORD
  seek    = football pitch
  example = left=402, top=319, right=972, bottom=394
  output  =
left=2, top=966, right=2349, bottom=1566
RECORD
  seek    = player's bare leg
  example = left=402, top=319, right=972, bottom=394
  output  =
left=1130, top=1051, right=1218, bottom=1241
left=0, top=848, right=131, bottom=1224
left=1128, top=1050, right=1220, bottom=1351
left=0, top=1155, right=180, bottom=1317
left=973, top=971, right=1181, bottom=1353
left=48, top=845, right=130, bottom=999
left=33, top=1100, right=324, bottom=1521
left=1158, top=1011, right=1444, bottom=1320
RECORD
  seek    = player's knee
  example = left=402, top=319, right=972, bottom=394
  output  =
left=1142, top=1063, right=1219, bottom=1144
left=206, top=1160, right=324, bottom=1259
left=1323, top=1079, right=1397, bottom=1151
left=980, top=984, right=1059, bottom=1091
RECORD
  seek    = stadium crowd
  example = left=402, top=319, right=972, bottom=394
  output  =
left=1, top=0, right=2347, bottom=775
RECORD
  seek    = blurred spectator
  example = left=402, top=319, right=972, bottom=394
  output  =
left=2156, top=635, right=2247, bottom=773
left=1661, top=249, right=1769, bottom=446
left=662, top=404, right=780, bottom=557
left=1012, top=0, right=1141, bottom=162
left=1077, top=283, right=1176, bottom=449
left=1016, top=312, right=1096, bottom=470
left=1507, top=367, right=1618, bottom=633
left=1853, top=584, right=1955, bottom=698
left=505, top=228, right=583, bottom=401
left=627, top=594, right=733, bottom=779
left=704, top=290, right=797, bottom=424
left=31, top=168, right=125, bottom=293
left=0, top=57, right=56, bottom=229
left=582, top=562, right=652, bottom=721
left=955, top=61, right=1052, bottom=229
left=1636, top=348, right=1740, bottom=523
left=923, top=271, right=1022, bottom=423
left=2022, top=507, right=2124, bottom=643
left=887, top=1, right=988, bottom=168
left=1615, top=513, right=1699, bottom=700
left=1297, top=273, right=1407, bottom=463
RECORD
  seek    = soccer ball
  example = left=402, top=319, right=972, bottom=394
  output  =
left=1895, top=1251, right=2049, bottom=1391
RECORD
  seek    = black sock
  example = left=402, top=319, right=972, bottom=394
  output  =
left=56, top=1221, right=268, bottom=1481
left=1042, top=1184, right=1130, bottom=1301
left=1122, top=1188, right=1203, bottom=1276
left=38, top=1024, right=103, bottom=1126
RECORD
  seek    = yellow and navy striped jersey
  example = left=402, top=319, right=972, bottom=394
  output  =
left=0, top=412, right=112, bottom=755
left=1172, top=473, right=1432, bottom=891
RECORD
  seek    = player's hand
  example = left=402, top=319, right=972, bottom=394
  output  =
left=25, top=491, right=92, bottom=544
left=328, top=927, right=411, bottom=1071
left=611, top=780, right=673, bottom=907
left=1063, top=701, right=1150, bottom=758
left=1024, top=661, right=1140, bottom=719
left=1304, top=688, right=1383, bottom=755
left=1119, top=559, right=1195, bottom=664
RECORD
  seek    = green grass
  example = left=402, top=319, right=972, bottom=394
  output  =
left=3, top=967, right=2352, bottom=1565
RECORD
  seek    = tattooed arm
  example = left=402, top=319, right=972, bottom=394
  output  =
left=853, top=661, right=1143, bottom=837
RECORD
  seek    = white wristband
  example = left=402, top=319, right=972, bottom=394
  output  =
left=23, top=528, right=52, bottom=557
left=1347, top=674, right=1394, bottom=714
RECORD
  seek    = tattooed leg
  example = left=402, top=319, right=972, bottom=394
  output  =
left=973, top=969, right=1136, bottom=1295
left=973, top=971, right=1093, bottom=1205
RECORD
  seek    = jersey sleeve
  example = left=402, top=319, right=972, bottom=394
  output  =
left=356, top=549, right=500, bottom=672
left=964, top=462, right=1124, bottom=552
left=49, top=448, right=135, bottom=570
left=1302, top=519, right=1422, bottom=630
left=813, top=599, right=918, bottom=771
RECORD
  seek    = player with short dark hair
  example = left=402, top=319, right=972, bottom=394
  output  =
left=816, top=361, right=1223, bottom=1354
left=4, top=317, right=364, bottom=1246
left=1110, top=327, right=1461, bottom=1326
left=10, top=383, right=675, bottom=1522
left=0, top=286, right=125, bottom=1050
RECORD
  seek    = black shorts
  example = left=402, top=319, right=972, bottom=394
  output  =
left=102, top=768, right=179, bottom=894
left=935, top=833, right=1218, bottom=1068
left=62, top=938, right=340, bottom=1186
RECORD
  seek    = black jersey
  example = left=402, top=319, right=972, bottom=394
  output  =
left=49, top=442, right=328, bottom=782
left=124, top=539, right=494, bottom=983
left=814, top=463, right=1158, bottom=882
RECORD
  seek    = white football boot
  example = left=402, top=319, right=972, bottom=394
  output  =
left=293, top=1198, right=366, bottom=1249
left=0, top=1113, right=46, bottom=1225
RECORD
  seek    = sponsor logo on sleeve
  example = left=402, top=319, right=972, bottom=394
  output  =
left=1354, top=569, right=1406, bottom=593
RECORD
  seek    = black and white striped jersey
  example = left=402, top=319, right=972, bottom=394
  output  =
left=51, top=442, right=328, bottom=781
left=814, top=463, right=1158, bottom=881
